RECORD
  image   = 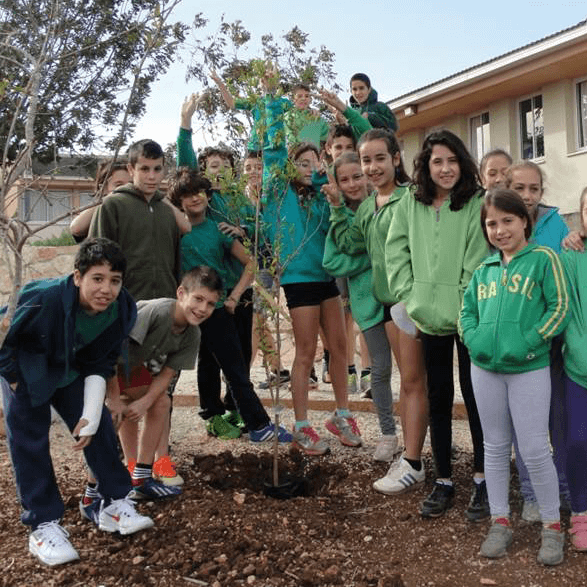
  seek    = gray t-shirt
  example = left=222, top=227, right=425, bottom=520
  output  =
left=128, top=298, right=200, bottom=374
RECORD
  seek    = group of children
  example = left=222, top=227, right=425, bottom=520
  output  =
left=1, top=67, right=586, bottom=570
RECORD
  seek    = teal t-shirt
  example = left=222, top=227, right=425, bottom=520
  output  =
left=180, top=218, right=239, bottom=306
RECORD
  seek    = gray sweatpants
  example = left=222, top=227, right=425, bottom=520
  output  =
left=362, top=321, right=396, bottom=436
left=470, top=364, right=559, bottom=521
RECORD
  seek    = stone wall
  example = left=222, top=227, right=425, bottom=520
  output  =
left=0, top=245, right=79, bottom=305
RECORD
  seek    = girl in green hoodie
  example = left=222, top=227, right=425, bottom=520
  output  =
left=386, top=130, right=488, bottom=521
left=460, top=189, right=569, bottom=565
left=326, top=129, right=428, bottom=492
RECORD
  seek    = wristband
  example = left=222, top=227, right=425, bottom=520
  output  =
left=79, top=375, right=106, bottom=436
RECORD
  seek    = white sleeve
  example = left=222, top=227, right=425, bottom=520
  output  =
left=78, top=375, right=107, bottom=436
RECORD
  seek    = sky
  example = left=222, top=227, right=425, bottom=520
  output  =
left=133, top=0, right=587, bottom=149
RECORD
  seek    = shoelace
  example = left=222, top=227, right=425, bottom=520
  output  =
left=35, top=521, right=70, bottom=545
left=110, top=497, right=138, bottom=518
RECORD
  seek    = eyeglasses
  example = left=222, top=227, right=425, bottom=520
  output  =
left=294, top=161, right=315, bottom=170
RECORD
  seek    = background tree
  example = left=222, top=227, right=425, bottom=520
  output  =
left=0, top=0, right=189, bottom=346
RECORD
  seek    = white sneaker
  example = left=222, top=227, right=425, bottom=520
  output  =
left=373, top=457, right=425, bottom=494
left=373, top=434, right=400, bottom=462
left=29, top=521, right=80, bottom=566
left=98, top=497, right=155, bottom=535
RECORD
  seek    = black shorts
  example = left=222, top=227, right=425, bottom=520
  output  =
left=282, top=280, right=340, bottom=309
left=383, top=304, right=393, bottom=323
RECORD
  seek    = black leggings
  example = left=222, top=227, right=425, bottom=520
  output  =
left=421, top=333, right=484, bottom=478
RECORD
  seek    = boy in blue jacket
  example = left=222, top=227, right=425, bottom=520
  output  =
left=0, top=238, right=154, bottom=567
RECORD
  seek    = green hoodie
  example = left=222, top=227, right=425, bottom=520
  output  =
left=385, top=189, right=488, bottom=335
left=322, top=206, right=383, bottom=331
left=459, top=244, right=569, bottom=374
left=349, top=87, right=398, bottom=132
left=329, top=186, right=410, bottom=305
left=561, top=246, right=587, bottom=388
left=88, top=184, right=180, bottom=301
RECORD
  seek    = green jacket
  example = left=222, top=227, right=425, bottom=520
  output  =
left=322, top=206, right=383, bottom=331
left=88, top=184, right=180, bottom=301
left=459, top=244, right=569, bottom=374
left=261, top=95, right=332, bottom=285
left=349, top=87, right=398, bottom=132
left=561, top=246, right=587, bottom=387
left=330, top=186, right=410, bottom=305
left=341, top=106, right=372, bottom=141
left=386, top=189, right=488, bottom=335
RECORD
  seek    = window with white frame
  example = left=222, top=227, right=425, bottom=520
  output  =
left=20, top=190, right=72, bottom=224
left=470, top=112, right=490, bottom=162
left=519, top=94, right=544, bottom=159
left=577, top=80, right=587, bottom=149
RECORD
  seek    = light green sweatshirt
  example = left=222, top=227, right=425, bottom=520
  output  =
left=322, top=206, right=383, bottom=331
left=385, top=189, right=488, bottom=335
left=329, top=185, right=410, bottom=305
left=561, top=246, right=587, bottom=388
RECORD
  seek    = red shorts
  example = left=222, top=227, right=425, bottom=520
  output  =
left=117, top=366, right=153, bottom=392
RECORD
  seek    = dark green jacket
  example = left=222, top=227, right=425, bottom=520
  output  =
left=89, top=184, right=180, bottom=301
left=350, top=88, right=398, bottom=132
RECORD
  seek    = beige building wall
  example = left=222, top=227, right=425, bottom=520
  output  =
left=397, top=77, right=587, bottom=220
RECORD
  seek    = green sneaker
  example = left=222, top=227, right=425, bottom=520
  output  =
left=223, top=410, right=247, bottom=431
left=206, top=414, right=241, bottom=439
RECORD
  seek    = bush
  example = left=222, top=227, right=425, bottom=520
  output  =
left=31, top=229, right=77, bottom=246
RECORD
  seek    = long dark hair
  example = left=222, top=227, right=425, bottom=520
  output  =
left=412, top=130, right=480, bottom=211
left=357, top=128, right=410, bottom=185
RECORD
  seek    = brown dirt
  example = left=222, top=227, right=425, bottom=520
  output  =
left=0, top=420, right=583, bottom=587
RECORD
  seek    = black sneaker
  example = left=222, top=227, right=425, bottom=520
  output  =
left=420, top=481, right=455, bottom=518
left=258, top=369, right=290, bottom=390
left=309, top=367, right=318, bottom=387
left=466, top=480, right=490, bottom=522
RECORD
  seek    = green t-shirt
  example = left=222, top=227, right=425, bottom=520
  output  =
left=59, top=301, right=119, bottom=388
left=127, top=298, right=200, bottom=374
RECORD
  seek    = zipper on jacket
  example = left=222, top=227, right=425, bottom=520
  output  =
left=492, top=266, right=508, bottom=369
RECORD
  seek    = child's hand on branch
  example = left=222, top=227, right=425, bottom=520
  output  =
left=181, top=93, right=204, bottom=128
left=319, top=89, right=346, bottom=113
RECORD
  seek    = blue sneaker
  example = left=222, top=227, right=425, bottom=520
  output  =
left=129, top=477, right=182, bottom=500
left=79, top=497, right=102, bottom=525
left=249, top=423, right=293, bottom=443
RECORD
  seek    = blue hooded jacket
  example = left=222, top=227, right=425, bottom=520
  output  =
left=0, top=275, right=136, bottom=406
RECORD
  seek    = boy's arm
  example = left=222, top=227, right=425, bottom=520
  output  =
left=319, top=89, right=372, bottom=139
left=224, top=240, right=255, bottom=314
left=210, top=70, right=236, bottom=109
left=177, top=94, right=205, bottom=170
left=162, top=196, right=191, bottom=234
left=124, top=366, right=177, bottom=422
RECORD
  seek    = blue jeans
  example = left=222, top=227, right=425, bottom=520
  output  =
left=2, top=375, right=131, bottom=529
